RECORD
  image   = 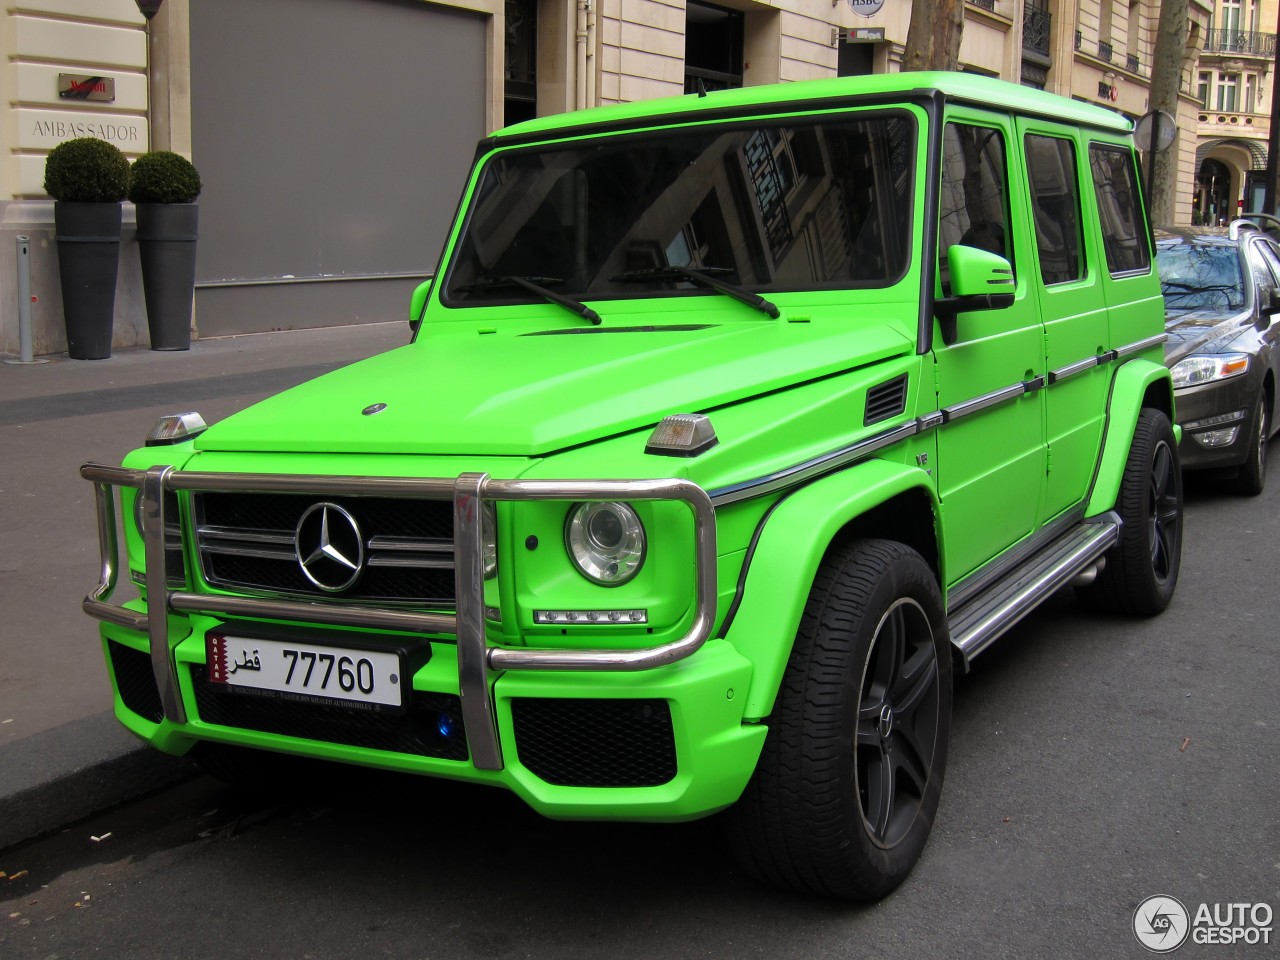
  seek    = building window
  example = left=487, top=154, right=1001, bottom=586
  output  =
left=503, top=0, right=537, bottom=126
left=685, top=0, right=744, bottom=93
left=1245, top=74, right=1257, bottom=114
left=1127, top=1, right=1144, bottom=67
left=1217, top=72, right=1240, bottom=112
left=1198, top=71, right=1211, bottom=109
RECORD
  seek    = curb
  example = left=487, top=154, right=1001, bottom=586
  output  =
left=0, top=712, right=193, bottom=852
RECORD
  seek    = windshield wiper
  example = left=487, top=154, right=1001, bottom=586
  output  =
left=456, top=275, right=601, bottom=325
left=610, top=265, right=780, bottom=319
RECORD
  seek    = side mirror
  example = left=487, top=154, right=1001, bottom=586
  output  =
left=409, top=278, right=434, bottom=332
left=935, top=245, right=1016, bottom=345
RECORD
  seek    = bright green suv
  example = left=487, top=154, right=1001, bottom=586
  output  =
left=82, top=72, right=1181, bottom=899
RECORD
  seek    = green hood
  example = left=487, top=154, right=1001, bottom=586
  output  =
left=194, top=317, right=912, bottom=457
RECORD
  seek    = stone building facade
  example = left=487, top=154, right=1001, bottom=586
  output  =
left=0, top=0, right=1220, bottom=355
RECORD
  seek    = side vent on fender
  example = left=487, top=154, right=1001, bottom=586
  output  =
left=864, top=374, right=908, bottom=426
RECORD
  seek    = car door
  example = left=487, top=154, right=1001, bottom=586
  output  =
left=1015, top=121, right=1111, bottom=522
left=931, top=113, right=1047, bottom=585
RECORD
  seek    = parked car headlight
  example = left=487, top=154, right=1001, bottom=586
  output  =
left=564, top=502, right=646, bottom=585
left=1170, top=353, right=1250, bottom=388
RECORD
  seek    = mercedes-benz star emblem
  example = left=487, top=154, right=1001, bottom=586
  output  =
left=295, top=502, right=364, bottom=592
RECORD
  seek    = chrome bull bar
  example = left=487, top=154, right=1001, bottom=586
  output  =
left=80, top=464, right=718, bottom=771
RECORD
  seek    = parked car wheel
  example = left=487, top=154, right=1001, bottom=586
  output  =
left=1230, top=392, right=1270, bottom=496
left=726, top=539, right=952, bottom=900
left=1079, top=408, right=1183, bottom=615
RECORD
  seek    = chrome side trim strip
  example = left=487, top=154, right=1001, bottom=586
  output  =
left=1048, top=356, right=1100, bottom=383
left=708, top=333, right=1168, bottom=506
left=942, top=383, right=1027, bottom=421
left=710, top=422, right=919, bottom=506
left=1114, top=332, right=1168, bottom=358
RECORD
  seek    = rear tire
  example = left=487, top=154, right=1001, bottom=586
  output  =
left=725, top=539, right=952, bottom=900
left=1078, top=408, right=1182, bottom=615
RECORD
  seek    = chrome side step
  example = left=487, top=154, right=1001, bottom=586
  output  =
left=948, top=518, right=1120, bottom=670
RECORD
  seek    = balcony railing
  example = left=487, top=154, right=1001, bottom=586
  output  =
left=1024, top=6, right=1051, bottom=58
left=1127, top=53, right=1140, bottom=73
left=1202, top=29, right=1277, bottom=57
left=1099, top=39, right=1114, bottom=62
left=968, top=0, right=995, bottom=11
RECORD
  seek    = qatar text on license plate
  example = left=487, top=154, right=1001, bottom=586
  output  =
left=206, top=634, right=404, bottom=708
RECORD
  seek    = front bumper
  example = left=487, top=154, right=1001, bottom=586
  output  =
left=82, top=464, right=765, bottom=819
left=1174, top=375, right=1260, bottom=471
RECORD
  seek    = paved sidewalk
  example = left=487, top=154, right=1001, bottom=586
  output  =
left=0, top=322, right=408, bottom=849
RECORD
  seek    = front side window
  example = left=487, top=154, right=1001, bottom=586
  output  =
left=938, top=122, right=1010, bottom=285
left=1089, top=144, right=1151, bottom=275
left=443, top=112, right=916, bottom=306
left=1024, top=134, right=1083, bottom=285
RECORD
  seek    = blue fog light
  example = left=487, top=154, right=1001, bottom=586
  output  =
left=437, top=712, right=459, bottom=739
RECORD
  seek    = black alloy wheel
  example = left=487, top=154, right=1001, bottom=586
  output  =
left=856, top=597, right=942, bottom=847
left=1079, top=408, right=1183, bottom=615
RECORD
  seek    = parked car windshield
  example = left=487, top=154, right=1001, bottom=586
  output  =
left=443, top=112, right=916, bottom=307
left=1156, top=238, right=1245, bottom=311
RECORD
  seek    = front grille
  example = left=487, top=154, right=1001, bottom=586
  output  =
left=511, top=698, right=677, bottom=787
left=191, top=665, right=468, bottom=761
left=108, top=640, right=165, bottom=723
left=195, top=493, right=456, bottom=603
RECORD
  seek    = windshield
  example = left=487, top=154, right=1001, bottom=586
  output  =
left=443, top=111, right=916, bottom=307
left=1157, top=242, right=1245, bottom=310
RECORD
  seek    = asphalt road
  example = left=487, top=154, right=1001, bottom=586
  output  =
left=2, top=472, right=1277, bottom=960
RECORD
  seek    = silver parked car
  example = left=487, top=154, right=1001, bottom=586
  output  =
left=1156, top=217, right=1280, bottom=495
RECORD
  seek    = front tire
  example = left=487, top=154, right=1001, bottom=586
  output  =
left=1230, top=391, right=1269, bottom=497
left=726, top=539, right=952, bottom=900
left=1079, top=407, right=1182, bottom=615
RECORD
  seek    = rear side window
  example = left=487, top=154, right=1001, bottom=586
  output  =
left=1089, top=144, right=1150, bottom=275
left=1024, top=134, right=1083, bottom=285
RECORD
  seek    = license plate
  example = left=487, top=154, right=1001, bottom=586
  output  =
left=206, top=633, right=404, bottom=710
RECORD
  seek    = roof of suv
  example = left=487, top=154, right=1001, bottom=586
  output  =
left=490, top=71, right=1134, bottom=143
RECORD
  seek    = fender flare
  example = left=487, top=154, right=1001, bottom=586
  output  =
left=1085, top=358, right=1177, bottom=518
left=721, top=458, right=940, bottom=720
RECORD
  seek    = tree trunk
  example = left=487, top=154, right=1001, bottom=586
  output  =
left=1148, top=0, right=1188, bottom=225
left=903, top=0, right=964, bottom=71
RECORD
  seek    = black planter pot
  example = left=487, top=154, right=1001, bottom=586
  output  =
left=54, top=201, right=122, bottom=360
left=136, top=203, right=198, bottom=351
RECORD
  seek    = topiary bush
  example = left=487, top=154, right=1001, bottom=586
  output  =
left=128, top=151, right=202, bottom=204
left=43, top=137, right=129, bottom=203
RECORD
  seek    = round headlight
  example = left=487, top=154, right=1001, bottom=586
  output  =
left=564, top=502, right=646, bottom=585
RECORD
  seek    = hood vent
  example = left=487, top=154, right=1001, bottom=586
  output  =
left=864, top=374, right=908, bottom=425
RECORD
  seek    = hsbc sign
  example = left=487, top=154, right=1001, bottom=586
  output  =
left=848, top=0, right=885, bottom=15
